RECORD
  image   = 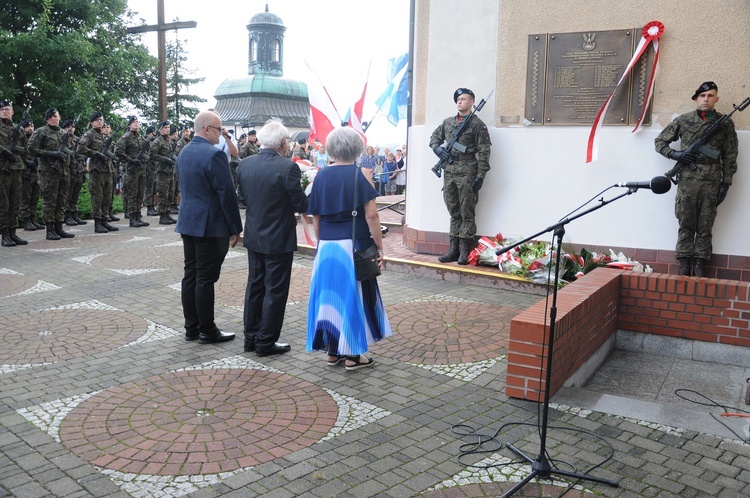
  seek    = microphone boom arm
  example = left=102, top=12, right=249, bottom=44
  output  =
left=495, top=189, right=635, bottom=256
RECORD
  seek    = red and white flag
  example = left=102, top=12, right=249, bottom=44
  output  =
left=306, top=62, right=341, bottom=145
left=348, top=71, right=369, bottom=146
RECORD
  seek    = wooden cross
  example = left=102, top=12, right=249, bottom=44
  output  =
left=126, top=0, right=197, bottom=121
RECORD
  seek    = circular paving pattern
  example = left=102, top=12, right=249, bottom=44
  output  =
left=0, top=309, right=149, bottom=364
left=0, top=272, right=38, bottom=298
left=373, top=301, right=518, bottom=364
left=215, top=266, right=312, bottom=307
left=58, top=369, right=338, bottom=476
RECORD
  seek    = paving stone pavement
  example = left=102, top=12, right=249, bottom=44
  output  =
left=1, top=212, right=750, bottom=498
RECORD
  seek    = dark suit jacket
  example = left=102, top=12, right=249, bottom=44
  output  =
left=174, top=136, right=243, bottom=238
left=237, top=147, right=309, bottom=254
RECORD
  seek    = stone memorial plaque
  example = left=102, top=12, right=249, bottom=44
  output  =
left=524, top=28, right=654, bottom=126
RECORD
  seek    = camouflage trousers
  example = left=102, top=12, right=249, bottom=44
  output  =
left=144, top=162, right=156, bottom=206
left=19, top=170, right=40, bottom=221
left=443, top=173, right=479, bottom=239
left=0, top=169, right=22, bottom=229
left=156, top=169, right=174, bottom=214
left=67, top=170, right=85, bottom=213
left=39, top=168, right=70, bottom=222
left=674, top=177, right=720, bottom=260
left=88, top=169, right=113, bottom=219
left=124, top=164, right=146, bottom=215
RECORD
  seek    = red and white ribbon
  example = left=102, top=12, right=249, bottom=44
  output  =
left=586, top=21, right=664, bottom=163
left=300, top=213, right=317, bottom=246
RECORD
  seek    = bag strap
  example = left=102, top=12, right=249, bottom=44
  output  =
left=352, top=165, right=359, bottom=243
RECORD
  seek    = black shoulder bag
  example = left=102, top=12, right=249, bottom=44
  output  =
left=352, top=166, right=381, bottom=281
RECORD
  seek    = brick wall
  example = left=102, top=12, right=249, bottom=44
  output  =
left=506, top=268, right=750, bottom=402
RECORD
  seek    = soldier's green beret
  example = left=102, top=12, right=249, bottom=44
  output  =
left=453, top=88, right=475, bottom=103
left=89, top=111, right=103, bottom=122
left=20, top=119, right=33, bottom=128
left=61, top=119, right=74, bottom=128
left=158, top=120, right=170, bottom=130
left=146, top=126, right=155, bottom=134
left=692, top=81, right=718, bottom=100
left=44, top=107, right=58, bottom=120
left=0, top=99, right=12, bottom=108
left=128, top=116, right=138, bottom=125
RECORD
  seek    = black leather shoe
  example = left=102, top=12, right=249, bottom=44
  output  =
left=185, top=331, right=199, bottom=341
left=243, top=342, right=255, bottom=352
left=255, top=343, right=291, bottom=356
left=198, top=329, right=236, bottom=344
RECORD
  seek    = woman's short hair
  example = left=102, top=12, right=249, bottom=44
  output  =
left=326, top=127, right=364, bottom=163
left=257, top=118, right=289, bottom=149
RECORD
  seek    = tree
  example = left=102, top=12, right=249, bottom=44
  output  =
left=0, top=0, right=158, bottom=128
left=140, top=29, right=206, bottom=129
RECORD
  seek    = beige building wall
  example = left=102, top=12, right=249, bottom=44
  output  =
left=407, top=0, right=750, bottom=260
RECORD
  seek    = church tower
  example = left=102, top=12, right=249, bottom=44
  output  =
left=247, top=4, right=285, bottom=77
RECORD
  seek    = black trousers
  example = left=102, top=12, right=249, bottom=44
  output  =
left=243, top=250, right=293, bottom=349
left=181, top=234, right=229, bottom=334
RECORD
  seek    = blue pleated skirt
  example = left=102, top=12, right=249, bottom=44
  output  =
left=306, top=239, right=392, bottom=356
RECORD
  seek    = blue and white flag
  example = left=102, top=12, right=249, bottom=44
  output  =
left=375, top=53, right=409, bottom=126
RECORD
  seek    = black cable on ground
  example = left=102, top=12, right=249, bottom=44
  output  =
left=674, top=388, right=750, bottom=442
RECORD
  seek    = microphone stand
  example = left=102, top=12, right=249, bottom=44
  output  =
left=496, top=189, right=633, bottom=497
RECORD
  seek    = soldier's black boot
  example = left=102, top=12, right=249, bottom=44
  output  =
left=677, top=257, right=691, bottom=276
left=46, top=222, right=61, bottom=241
left=457, top=238, right=475, bottom=265
left=55, top=222, right=75, bottom=238
left=32, top=218, right=44, bottom=230
left=147, top=205, right=158, bottom=216
left=136, top=212, right=150, bottom=226
left=107, top=213, right=120, bottom=222
left=1, top=228, right=16, bottom=247
left=101, top=218, right=119, bottom=231
left=94, top=219, right=109, bottom=233
left=159, top=213, right=174, bottom=225
left=9, top=229, right=28, bottom=245
left=166, top=212, right=177, bottom=223
left=693, top=258, right=708, bottom=278
left=65, top=210, right=78, bottom=226
left=437, top=237, right=460, bottom=263
left=24, top=217, right=37, bottom=231
left=169, top=204, right=179, bottom=214
left=129, top=214, right=145, bottom=227
left=73, top=211, right=87, bottom=224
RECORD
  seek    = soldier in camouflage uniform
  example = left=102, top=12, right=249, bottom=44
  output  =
left=77, top=112, right=118, bottom=233
left=103, top=123, right=120, bottom=223
left=28, top=107, right=75, bottom=240
left=655, top=81, right=739, bottom=278
left=0, top=99, right=29, bottom=247
left=63, top=120, right=88, bottom=226
left=115, top=116, right=150, bottom=227
left=150, top=121, right=176, bottom=225
left=171, top=127, right=192, bottom=214
left=144, top=123, right=160, bottom=217
left=18, top=119, right=43, bottom=231
left=429, top=88, right=492, bottom=265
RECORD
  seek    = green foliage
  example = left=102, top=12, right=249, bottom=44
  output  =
left=0, top=0, right=158, bottom=128
left=141, top=32, right=206, bottom=128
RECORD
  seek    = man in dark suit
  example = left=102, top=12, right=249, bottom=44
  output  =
left=236, top=118, right=309, bottom=356
left=175, top=111, right=243, bottom=344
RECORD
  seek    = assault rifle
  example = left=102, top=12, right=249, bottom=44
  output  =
left=100, top=125, right=120, bottom=161
left=127, top=136, right=152, bottom=174
left=50, top=113, right=80, bottom=172
left=664, top=96, right=749, bottom=184
left=431, top=89, right=493, bottom=178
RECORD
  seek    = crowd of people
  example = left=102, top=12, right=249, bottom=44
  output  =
left=1, top=101, right=395, bottom=370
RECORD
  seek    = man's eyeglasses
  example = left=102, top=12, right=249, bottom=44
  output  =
left=205, top=125, right=222, bottom=132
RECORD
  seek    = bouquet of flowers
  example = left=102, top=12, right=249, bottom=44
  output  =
left=299, top=165, right=319, bottom=196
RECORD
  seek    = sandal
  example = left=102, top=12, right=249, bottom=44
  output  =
left=327, top=354, right=345, bottom=366
left=345, top=355, right=374, bottom=371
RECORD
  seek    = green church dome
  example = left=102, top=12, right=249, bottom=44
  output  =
left=215, top=74, right=308, bottom=100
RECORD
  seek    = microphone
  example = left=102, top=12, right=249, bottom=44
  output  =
left=616, top=175, right=671, bottom=194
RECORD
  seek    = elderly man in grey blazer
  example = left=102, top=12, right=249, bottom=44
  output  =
left=236, top=118, right=308, bottom=356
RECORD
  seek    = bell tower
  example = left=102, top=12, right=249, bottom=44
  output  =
left=246, top=4, right=286, bottom=77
